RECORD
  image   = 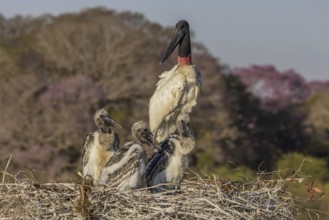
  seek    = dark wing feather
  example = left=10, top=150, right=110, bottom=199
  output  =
left=104, top=142, right=146, bottom=187
left=106, top=142, right=134, bottom=167
left=145, top=137, right=175, bottom=186
left=81, top=133, right=94, bottom=167
left=112, top=133, right=121, bottom=151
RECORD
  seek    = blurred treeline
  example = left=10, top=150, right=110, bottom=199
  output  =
left=0, top=8, right=328, bottom=217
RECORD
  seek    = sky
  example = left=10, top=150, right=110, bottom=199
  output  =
left=0, top=0, right=328, bottom=81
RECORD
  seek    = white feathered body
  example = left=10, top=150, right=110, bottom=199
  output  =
left=100, top=142, right=147, bottom=191
left=146, top=135, right=195, bottom=192
left=152, top=151, right=189, bottom=188
left=82, top=132, right=119, bottom=184
left=149, top=64, right=202, bottom=142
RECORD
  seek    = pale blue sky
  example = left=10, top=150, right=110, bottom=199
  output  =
left=1, top=1, right=328, bottom=81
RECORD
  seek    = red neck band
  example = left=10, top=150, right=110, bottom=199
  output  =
left=178, top=55, right=192, bottom=65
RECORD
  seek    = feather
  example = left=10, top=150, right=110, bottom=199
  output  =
left=100, top=142, right=146, bottom=190
left=81, top=133, right=93, bottom=168
left=145, top=136, right=176, bottom=187
left=80, top=109, right=121, bottom=184
left=145, top=114, right=195, bottom=193
left=99, top=121, right=153, bottom=191
left=149, top=65, right=201, bottom=142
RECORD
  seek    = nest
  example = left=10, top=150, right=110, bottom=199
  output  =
left=0, top=170, right=298, bottom=220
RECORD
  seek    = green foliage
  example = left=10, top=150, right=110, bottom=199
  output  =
left=107, top=108, right=131, bottom=123
left=286, top=182, right=329, bottom=220
left=195, top=151, right=215, bottom=172
left=195, top=151, right=255, bottom=181
left=304, top=89, right=329, bottom=158
left=305, top=90, right=329, bottom=132
left=276, top=153, right=329, bottom=182
left=274, top=153, right=329, bottom=219
left=214, top=165, right=255, bottom=181
left=217, top=74, right=309, bottom=169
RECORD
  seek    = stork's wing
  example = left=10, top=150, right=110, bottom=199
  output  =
left=111, top=133, right=121, bottom=151
left=145, top=139, right=175, bottom=186
left=81, top=133, right=94, bottom=167
left=102, top=142, right=146, bottom=187
left=105, top=142, right=133, bottom=167
left=149, top=67, right=187, bottom=140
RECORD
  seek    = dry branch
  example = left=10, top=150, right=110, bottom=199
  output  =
left=0, top=170, right=300, bottom=220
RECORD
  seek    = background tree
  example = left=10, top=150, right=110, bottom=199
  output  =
left=0, top=8, right=328, bottom=184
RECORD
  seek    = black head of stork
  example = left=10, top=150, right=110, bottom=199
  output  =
left=160, top=20, right=191, bottom=65
left=132, top=121, right=157, bottom=148
left=94, top=108, right=121, bottom=133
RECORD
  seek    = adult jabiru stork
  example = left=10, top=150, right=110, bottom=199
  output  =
left=149, top=20, right=202, bottom=142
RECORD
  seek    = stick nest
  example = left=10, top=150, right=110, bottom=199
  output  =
left=0, top=171, right=298, bottom=220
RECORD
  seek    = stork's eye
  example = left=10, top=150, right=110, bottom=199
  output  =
left=144, top=128, right=148, bottom=132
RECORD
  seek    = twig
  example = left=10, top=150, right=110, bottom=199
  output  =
left=2, top=155, right=12, bottom=184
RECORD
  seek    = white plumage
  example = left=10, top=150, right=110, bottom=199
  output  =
left=81, top=108, right=121, bottom=185
left=145, top=114, right=195, bottom=193
left=149, top=64, right=201, bottom=142
left=149, top=20, right=202, bottom=142
left=100, top=121, right=156, bottom=191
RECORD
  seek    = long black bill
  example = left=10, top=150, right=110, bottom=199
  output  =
left=102, top=115, right=121, bottom=129
left=160, top=29, right=184, bottom=64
